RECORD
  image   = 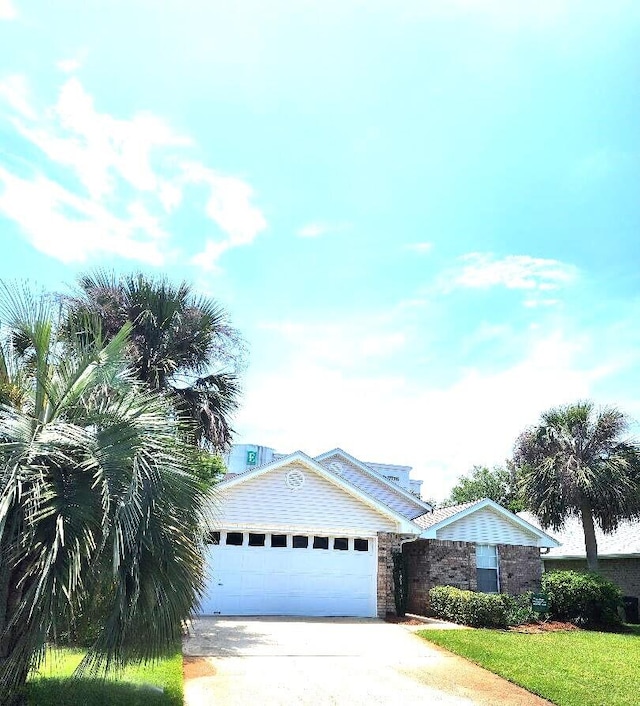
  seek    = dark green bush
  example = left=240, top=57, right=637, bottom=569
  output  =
left=429, top=587, right=540, bottom=628
left=501, top=592, right=537, bottom=626
left=429, top=586, right=509, bottom=627
left=541, top=570, right=622, bottom=627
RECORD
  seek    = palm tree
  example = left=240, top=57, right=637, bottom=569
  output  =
left=0, top=284, right=211, bottom=705
left=64, top=271, right=243, bottom=451
left=513, top=401, right=640, bottom=571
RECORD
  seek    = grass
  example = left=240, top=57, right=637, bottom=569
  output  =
left=27, top=646, right=184, bottom=706
left=418, top=625, right=640, bottom=706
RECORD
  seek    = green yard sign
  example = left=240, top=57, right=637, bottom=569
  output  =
left=246, top=450, right=257, bottom=465
left=531, top=593, right=549, bottom=613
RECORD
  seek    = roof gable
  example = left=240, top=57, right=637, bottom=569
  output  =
left=519, top=512, right=640, bottom=558
left=218, top=451, right=420, bottom=534
left=314, top=448, right=432, bottom=518
left=416, top=499, right=559, bottom=548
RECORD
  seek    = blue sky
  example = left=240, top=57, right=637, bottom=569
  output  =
left=1, top=1, right=639, bottom=499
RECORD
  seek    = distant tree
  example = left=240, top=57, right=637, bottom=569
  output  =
left=513, top=401, right=640, bottom=572
left=193, top=451, right=227, bottom=487
left=64, top=271, right=244, bottom=451
left=445, top=464, right=524, bottom=512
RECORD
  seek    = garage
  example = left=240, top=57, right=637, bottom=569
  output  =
left=199, top=530, right=378, bottom=617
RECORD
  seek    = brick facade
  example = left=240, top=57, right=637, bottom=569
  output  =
left=403, top=539, right=477, bottom=614
left=376, top=532, right=404, bottom=617
left=377, top=537, right=544, bottom=616
left=544, top=557, right=640, bottom=600
left=498, top=544, right=543, bottom=595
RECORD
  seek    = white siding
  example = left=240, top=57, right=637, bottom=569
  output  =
left=317, top=454, right=424, bottom=519
left=436, top=507, right=540, bottom=546
left=219, top=462, right=397, bottom=534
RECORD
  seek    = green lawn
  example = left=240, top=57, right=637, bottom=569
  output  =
left=27, top=647, right=183, bottom=706
left=419, top=625, right=640, bottom=706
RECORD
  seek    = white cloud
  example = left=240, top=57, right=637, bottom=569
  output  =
left=234, top=329, right=611, bottom=500
left=0, top=74, right=266, bottom=266
left=296, top=222, right=345, bottom=238
left=56, top=50, right=87, bottom=74
left=523, top=297, right=560, bottom=308
left=0, top=167, right=167, bottom=264
left=57, top=59, right=81, bottom=73
left=260, top=320, right=407, bottom=367
left=0, top=75, right=35, bottom=119
left=450, top=253, right=577, bottom=291
left=20, top=76, right=191, bottom=199
left=0, top=0, right=16, bottom=20
left=403, top=0, right=640, bottom=34
left=187, top=163, right=267, bottom=270
left=404, top=242, right=433, bottom=254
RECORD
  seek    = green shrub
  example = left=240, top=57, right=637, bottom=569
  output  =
left=429, top=586, right=509, bottom=627
left=541, top=570, right=622, bottom=627
left=429, top=587, right=540, bottom=628
left=501, top=592, right=538, bottom=626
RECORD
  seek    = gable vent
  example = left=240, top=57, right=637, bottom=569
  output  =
left=285, top=469, right=306, bottom=490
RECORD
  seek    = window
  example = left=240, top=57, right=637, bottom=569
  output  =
left=333, top=537, right=348, bottom=551
left=354, top=538, right=369, bottom=552
left=206, top=531, right=220, bottom=545
left=313, top=536, right=329, bottom=549
left=292, top=535, right=308, bottom=548
left=476, top=544, right=499, bottom=593
left=270, top=534, right=287, bottom=548
left=226, top=532, right=243, bottom=546
left=248, top=533, right=266, bottom=547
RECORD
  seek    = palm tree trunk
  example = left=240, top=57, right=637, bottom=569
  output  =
left=0, top=578, right=29, bottom=706
left=579, top=499, right=599, bottom=572
left=1, top=534, right=31, bottom=706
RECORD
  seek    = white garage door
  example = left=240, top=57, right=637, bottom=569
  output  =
left=199, top=530, right=377, bottom=617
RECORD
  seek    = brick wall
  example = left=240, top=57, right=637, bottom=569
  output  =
left=401, top=539, right=543, bottom=615
left=544, top=557, right=640, bottom=600
left=377, top=532, right=404, bottom=617
left=403, top=539, right=476, bottom=615
left=498, top=544, right=542, bottom=595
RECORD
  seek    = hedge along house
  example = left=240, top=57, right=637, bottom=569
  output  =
left=200, top=447, right=559, bottom=618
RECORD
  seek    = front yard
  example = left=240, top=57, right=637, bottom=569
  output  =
left=419, top=625, right=640, bottom=706
left=27, top=647, right=183, bottom=706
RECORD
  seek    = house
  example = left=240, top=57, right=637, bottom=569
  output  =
left=520, top=512, right=640, bottom=602
left=200, top=446, right=558, bottom=617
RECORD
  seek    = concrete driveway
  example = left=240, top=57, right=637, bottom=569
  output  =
left=183, top=617, right=550, bottom=706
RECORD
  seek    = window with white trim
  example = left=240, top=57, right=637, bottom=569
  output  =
left=476, top=544, right=499, bottom=593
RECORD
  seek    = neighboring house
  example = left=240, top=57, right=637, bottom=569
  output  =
left=201, top=447, right=558, bottom=618
left=520, top=512, right=640, bottom=601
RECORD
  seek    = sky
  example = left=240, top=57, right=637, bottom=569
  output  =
left=1, top=1, right=639, bottom=500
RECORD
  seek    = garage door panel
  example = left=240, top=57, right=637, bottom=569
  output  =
left=200, top=532, right=377, bottom=617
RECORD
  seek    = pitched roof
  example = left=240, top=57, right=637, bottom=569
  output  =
left=519, top=512, right=640, bottom=558
left=314, top=448, right=432, bottom=516
left=414, top=499, right=559, bottom=547
left=413, top=500, right=482, bottom=529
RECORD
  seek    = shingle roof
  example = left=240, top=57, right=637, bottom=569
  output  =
left=413, top=500, right=483, bottom=529
left=518, top=512, right=640, bottom=558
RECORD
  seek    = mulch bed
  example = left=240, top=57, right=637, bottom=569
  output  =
left=183, top=656, right=217, bottom=679
left=510, top=621, right=578, bottom=633
left=384, top=614, right=427, bottom=626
